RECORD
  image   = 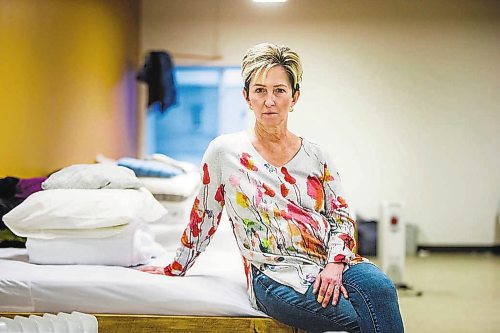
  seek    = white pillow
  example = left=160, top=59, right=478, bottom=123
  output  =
left=150, top=153, right=198, bottom=173
left=42, top=163, right=142, bottom=190
left=139, top=172, right=200, bottom=198
left=3, top=188, right=167, bottom=239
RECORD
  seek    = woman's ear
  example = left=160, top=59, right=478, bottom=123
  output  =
left=242, top=88, right=252, bottom=109
left=291, top=90, right=301, bottom=106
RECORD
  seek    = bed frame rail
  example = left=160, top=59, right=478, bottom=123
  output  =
left=0, top=313, right=306, bottom=333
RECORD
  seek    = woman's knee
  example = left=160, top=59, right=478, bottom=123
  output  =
left=344, top=264, right=398, bottom=301
left=375, top=273, right=398, bottom=301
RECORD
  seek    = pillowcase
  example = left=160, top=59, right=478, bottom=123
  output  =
left=42, top=164, right=142, bottom=190
left=2, top=188, right=167, bottom=239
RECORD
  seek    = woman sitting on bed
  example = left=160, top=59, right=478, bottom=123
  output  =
left=139, top=43, right=404, bottom=333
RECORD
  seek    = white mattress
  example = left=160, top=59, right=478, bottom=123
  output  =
left=0, top=218, right=264, bottom=317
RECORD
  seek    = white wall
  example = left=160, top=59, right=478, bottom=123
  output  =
left=140, top=0, right=500, bottom=246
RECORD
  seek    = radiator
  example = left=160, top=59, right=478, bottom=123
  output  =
left=378, top=202, right=405, bottom=285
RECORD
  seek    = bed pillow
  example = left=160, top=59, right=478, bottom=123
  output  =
left=150, top=153, right=198, bottom=173
left=117, top=158, right=182, bottom=178
left=2, top=188, right=167, bottom=239
left=42, top=164, right=142, bottom=190
left=139, top=172, right=200, bottom=198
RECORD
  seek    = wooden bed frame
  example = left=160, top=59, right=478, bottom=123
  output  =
left=1, top=313, right=307, bottom=332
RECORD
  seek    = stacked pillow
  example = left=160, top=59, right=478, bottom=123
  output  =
left=99, top=154, right=202, bottom=246
left=95, top=154, right=202, bottom=247
left=3, top=164, right=167, bottom=266
left=41, top=163, right=143, bottom=190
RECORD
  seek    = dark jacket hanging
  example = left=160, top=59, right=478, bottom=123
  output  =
left=136, top=51, right=177, bottom=113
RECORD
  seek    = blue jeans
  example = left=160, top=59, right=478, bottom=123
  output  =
left=252, top=263, right=404, bottom=333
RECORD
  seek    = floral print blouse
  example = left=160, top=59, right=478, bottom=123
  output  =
left=163, top=131, right=367, bottom=309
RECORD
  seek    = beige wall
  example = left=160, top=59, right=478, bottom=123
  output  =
left=0, top=0, right=140, bottom=178
left=140, top=0, right=500, bottom=246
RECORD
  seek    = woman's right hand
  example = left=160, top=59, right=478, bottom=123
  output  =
left=137, top=265, right=165, bottom=275
left=313, top=262, right=348, bottom=308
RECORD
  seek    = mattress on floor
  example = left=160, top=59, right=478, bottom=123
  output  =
left=0, top=220, right=263, bottom=317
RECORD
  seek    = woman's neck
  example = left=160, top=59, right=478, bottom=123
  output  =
left=253, top=121, right=291, bottom=145
left=250, top=122, right=302, bottom=167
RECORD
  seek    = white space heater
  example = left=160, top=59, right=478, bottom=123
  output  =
left=378, top=202, right=405, bottom=286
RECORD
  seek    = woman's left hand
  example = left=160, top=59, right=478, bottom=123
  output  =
left=313, top=262, right=349, bottom=308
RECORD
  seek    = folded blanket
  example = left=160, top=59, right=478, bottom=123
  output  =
left=15, top=177, right=47, bottom=199
left=26, top=225, right=164, bottom=266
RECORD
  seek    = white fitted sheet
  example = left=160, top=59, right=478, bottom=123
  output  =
left=0, top=218, right=263, bottom=316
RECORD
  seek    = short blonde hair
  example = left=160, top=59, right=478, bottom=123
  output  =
left=242, top=43, right=303, bottom=95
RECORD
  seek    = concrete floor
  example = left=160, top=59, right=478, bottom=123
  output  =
left=369, top=253, right=500, bottom=333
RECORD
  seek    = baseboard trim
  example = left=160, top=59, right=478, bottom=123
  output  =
left=417, top=245, right=497, bottom=254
